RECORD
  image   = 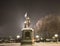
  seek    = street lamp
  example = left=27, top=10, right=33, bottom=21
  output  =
left=54, top=34, right=59, bottom=42
left=35, top=35, right=40, bottom=42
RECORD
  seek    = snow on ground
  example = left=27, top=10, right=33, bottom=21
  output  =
left=34, top=42, right=60, bottom=46
left=0, top=42, right=60, bottom=46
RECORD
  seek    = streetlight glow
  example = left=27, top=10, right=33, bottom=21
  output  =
left=36, top=35, right=39, bottom=38
left=54, top=34, right=58, bottom=38
left=16, top=35, right=20, bottom=39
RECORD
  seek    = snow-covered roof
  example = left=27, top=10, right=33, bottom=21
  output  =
left=21, top=28, right=34, bottom=31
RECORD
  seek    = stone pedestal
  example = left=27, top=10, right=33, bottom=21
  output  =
left=21, top=28, right=34, bottom=44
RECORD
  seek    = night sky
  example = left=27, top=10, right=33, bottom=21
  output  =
left=0, top=0, right=60, bottom=37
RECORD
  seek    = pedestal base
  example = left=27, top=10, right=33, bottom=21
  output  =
left=21, top=28, right=34, bottom=46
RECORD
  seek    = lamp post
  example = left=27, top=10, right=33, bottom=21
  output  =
left=54, top=34, right=58, bottom=42
left=16, top=35, right=21, bottom=42
left=35, top=35, right=40, bottom=42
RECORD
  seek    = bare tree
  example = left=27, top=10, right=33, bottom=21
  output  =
left=35, top=15, right=60, bottom=38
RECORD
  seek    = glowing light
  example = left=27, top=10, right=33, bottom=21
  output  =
left=54, top=34, right=58, bottom=38
left=16, top=35, right=20, bottom=39
left=40, top=37, right=43, bottom=40
left=36, top=35, right=39, bottom=38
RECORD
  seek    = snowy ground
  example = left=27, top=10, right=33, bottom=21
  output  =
left=0, top=43, right=20, bottom=46
left=34, top=42, right=60, bottom=46
left=0, top=42, right=60, bottom=46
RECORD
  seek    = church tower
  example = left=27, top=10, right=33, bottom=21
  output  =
left=21, top=12, right=34, bottom=44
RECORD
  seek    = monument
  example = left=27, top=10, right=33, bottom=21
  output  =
left=21, top=12, right=34, bottom=45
